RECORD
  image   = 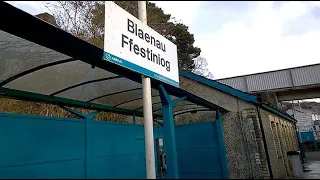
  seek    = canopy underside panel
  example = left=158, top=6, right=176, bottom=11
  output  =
left=0, top=2, right=229, bottom=120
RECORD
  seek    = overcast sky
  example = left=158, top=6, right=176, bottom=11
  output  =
left=5, top=1, right=320, bottom=80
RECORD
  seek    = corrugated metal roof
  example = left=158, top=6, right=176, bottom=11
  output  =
left=216, top=63, right=320, bottom=93
left=246, top=70, right=292, bottom=92
left=217, top=76, right=247, bottom=92
left=291, top=64, right=320, bottom=86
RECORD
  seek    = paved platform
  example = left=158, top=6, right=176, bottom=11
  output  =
left=301, top=160, right=320, bottom=179
left=299, top=152, right=320, bottom=179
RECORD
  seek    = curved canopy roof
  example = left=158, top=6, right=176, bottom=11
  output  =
left=0, top=2, right=227, bottom=120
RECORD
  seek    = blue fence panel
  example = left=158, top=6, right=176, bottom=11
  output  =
left=0, top=113, right=163, bottom=179
left=88, top=120, right=163, bottom=179
left=175, top=121, right=224, bottom=179
left=0, top=113, right=225, bottom=179
left=0, top=113, right=85, bottom=179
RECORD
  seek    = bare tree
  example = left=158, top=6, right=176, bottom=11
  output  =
left=44, top=1, right=210, bottom=73
left=192, top=56, right=214, bottom=79
left=44, top=1, right=102, bottom=40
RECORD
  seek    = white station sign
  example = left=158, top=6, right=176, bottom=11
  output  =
left=104, top=2, right=179, bottom=87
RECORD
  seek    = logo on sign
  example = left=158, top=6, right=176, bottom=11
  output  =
left=105, top=53, right=111, bottom=61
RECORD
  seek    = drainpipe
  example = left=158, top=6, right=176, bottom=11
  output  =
left=292, top=110, right=305, bottom=161
left=256, top=106, right=274, bottom=179
left=294, top=122, right=305, bottom=161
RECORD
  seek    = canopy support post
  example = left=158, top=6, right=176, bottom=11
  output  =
left=133, top=113, right=136, bottom=124
left=60, top=106, right=100, bottom=119
left=159, top=84, right=186, bottom=179
left=216, top=109, right=230, bottom=179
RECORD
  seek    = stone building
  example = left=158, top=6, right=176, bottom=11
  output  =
left=178, top=70, right=299, bottom=179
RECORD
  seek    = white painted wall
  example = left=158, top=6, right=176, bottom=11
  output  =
left=286, top=108, right=318, bottom=140
left=313, top=120, right=320, bottom=140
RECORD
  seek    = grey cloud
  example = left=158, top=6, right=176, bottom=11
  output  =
left=282, top=7, right=320, bottom=36
left=191, top=1, right=257, bottom=34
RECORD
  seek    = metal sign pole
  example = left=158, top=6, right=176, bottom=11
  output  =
left=138, top=1, right=156, bottom=179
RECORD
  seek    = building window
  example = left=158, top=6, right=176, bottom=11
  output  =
left=312, top=114, right=316, bottom=121
left=290, top=126, right=297, bottom=149
left=270, top=121, right=282, bottom=158
left=314, top=126, right=316, bottom=131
